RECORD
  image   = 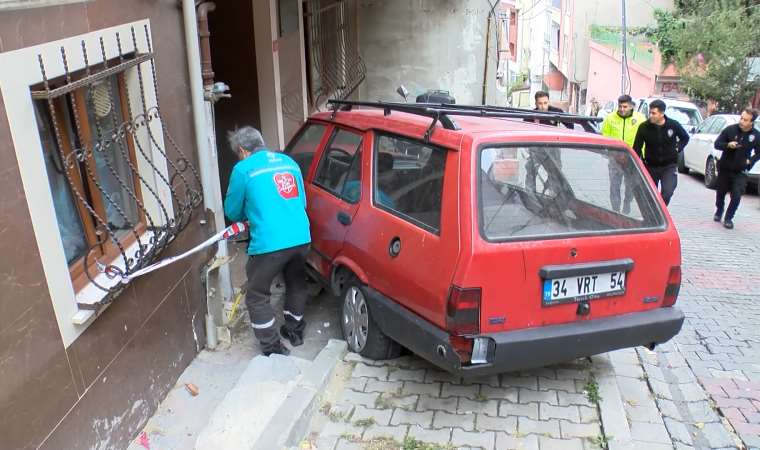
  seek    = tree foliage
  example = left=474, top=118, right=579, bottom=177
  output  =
left=648, top=1, right=760, bottom=111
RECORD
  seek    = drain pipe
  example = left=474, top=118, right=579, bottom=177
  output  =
left=182, top=0, right=232, bottom=349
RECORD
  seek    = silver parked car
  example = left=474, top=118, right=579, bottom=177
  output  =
left=681, top=113, right=760, bottom=189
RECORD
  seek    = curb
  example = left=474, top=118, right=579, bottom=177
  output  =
left=253, top=339, right=348, bottom=450
left=593, top=353, right=634, bottom=450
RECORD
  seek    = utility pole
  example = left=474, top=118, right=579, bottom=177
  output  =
left=621, top=0, right=628, bottom=94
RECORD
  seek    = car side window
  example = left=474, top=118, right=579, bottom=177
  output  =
left=313, top=128, right=363, bottom=202
left=696, top=117, right=714, bottom=134
left=284, top=123, right=327, bottom=176
left=373, top=134, right=446, bottom=233
left=709, top=118, right=726, bottom=135
left=640, top=102, right=649, bottom=117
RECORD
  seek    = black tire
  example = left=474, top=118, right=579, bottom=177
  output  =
left=677, top=152, right=689, bottom=174
left=340, top=278, right=402, bottom=360
left=705, top=157, right=718, bottom=189
left=305, top=273, right=324, bottom=298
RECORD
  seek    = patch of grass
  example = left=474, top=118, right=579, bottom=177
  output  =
left=473, top=392, right=488, bottom=402
left=328, top=410, right=346, bottom=422
left=584, top=379, right=602, bottom=404
left=319, top=402, right=332, bottom=415
left=587, top=433, right=612, bottom=449
left=354, top=417, right=376, bottom=428
left=340, top=432, right=361, bottom=443
left=374, top=394, right=394, bottom=410
left=401, top=436, right=456, bottom=450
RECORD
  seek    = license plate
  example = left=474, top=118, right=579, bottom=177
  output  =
left=542, top=271, right=626, bottom=306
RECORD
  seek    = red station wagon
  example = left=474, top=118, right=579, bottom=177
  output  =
left=285, top=101, right=684, bottom=376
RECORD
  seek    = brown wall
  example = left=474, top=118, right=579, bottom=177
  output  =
left=0, top=2, right=211, bottom=449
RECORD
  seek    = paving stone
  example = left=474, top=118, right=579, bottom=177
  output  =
left=495, top=432, right=539, bottom=450
left=555, top=369, right=590, bottom=381
left=669, top=366, right=698, bottom=384
left=442, top=383, right=480, bottom=399
left=364, top=379, right=404, bottom=394
left=685, top=401, right=721, bottom=423
left=613, top=363, right=645, bottom=379
left=616, top=377, right=653, bottom=405
left=521, top=367, right=558, bottom=380
left=352, top=363, right=388, bottom=380
left=629, top=421, right=671, bottom=444
left=475, top=414, right=517, bottom=433
left=388, top=368, right=426, bottom=383
left=457, top=398, right=499, bottom=416
left=464, top=375, right=501, bottom=388
left=664, top=417, right=693, bottom=445
left=579, top=406, right=598, bottom=423
left=517, top=417, right=561, bottom=438
left=361, top=424, right=407, bottom=442
left=390, top=409, right=434, bottom=428
left=450, top=429, right=495, bottom=449
left=658, top=399, right=683, bottom=421
left=558, top=391, right=593, bottom=407
left=351, top=405, right=393, bottom=426
left=375, top=393, right=417, bottom=410
left=537, top=436, right=584, bottom=450
left=539, top=404, right=580, bottom=422
left=736, top=430, right=760, bottom=449
left=518, top=388, right=558, bottom=405
left=339, top=390, right=379, bottom=408
left=328, top=403, right=355, bottom=422
left=664, top=352, right=688, bottom=368
left=649, top=378, right=674, bottom=400
left=501, top=375, right=539, bottom=390
left=499, top=401, right=539, bottom=420
left=425, top=370, right=461, bottom=384
left=345, top=377, right=367, bottom=392
left=701, top=422, right=737, bottom=448
left=480, top=386, right=518, bottom=402
left=321, top=421, right=365, bottom=439
left=407, top=425, right=452, bottom=445
left=315, top=434, right=339, bottom=450
left=624, top=404, right=664, bottom=424
left=676, top=382, right=709, bottom=402
left=402, top=381, right=441, bottom=397
left=433, top=411, right=476, bottom=431
left=334, top=439, right=363, bottom=450
left=609, top=349, right=640, bottom=365
left=538, top=377, right=576, bottom=393
left=559, top=420, right=601, bottom=440
left=416, top=395, right=458, bottom=412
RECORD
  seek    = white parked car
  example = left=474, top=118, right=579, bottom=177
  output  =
left=680, top=113, right=760, bottom=190
left=637, top=97, right=704, bottom=134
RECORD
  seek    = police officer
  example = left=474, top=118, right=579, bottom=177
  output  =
left=224, top=127, right=311, bottom=356
left=632, top=99, right=690, bottom=205
left=713, top=108, right=760, bottom=229
left=601, top=94, right=646, bottom=213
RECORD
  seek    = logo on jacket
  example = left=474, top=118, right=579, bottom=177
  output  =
left=632, top=119, right=637, bottom=125
left=273, top=173, right=299, bottom=199
left=667, top=129, right=674, bottom=138
left=751, top=135, right=756, bottom=142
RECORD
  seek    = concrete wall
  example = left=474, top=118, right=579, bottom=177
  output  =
left=586, top=41, right=656, bottom=110
left=357, top=0, right=500, bottom=105
left=0, top=3, right=210, bottom=449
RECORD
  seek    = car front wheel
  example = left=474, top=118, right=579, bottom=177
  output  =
left=705, top=157, right=718, bottom=189
left=677, top=151, right=689, bottom=174
left=341, top=279, right=401, bottom=359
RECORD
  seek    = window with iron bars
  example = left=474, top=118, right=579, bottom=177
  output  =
left=31, top=26, right=202, bottom=309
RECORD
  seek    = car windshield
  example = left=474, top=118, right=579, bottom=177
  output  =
left=479, top=145, right=666, bottom=240
left=666, top=106, right=701, bottom=126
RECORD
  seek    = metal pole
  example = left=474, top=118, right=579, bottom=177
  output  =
left=621, top=0, right=628, bottom=94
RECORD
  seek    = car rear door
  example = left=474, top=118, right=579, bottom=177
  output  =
left=342, top=131, right=460, bottom=327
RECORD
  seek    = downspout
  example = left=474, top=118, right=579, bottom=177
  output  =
left=482, top=0, right=499, bottom=105
left=182, top=0, right=232, bottom=349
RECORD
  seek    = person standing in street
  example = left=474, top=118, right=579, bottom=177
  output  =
left=601, top=94, right=647, bottom=213
left=632, top=99, right=690, bottom=206
left=224, top=127, right=311, bottom=356
left=712, top=108, right=760, bottom=229
left=527, top=91, right=572, bottom=128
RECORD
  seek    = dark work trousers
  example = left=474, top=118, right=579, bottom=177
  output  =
left=608, top=163, right=634, bottom=213
left=244, top=244, right=309, bottom=351
left=715, top=170, right=748, bottom=221
left=646, top=163, right=678, bottom=206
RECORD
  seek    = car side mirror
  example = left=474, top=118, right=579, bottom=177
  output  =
left=396, top=85, right=409, bottom=103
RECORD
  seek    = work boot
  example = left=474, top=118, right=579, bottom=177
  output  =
left=262, top=340, right=290, bottom=357
left=713, top=211, right=723, bottom=222
left=280, top=318, right=306, bottom=347
left=723, top=219, right=734, bottom=229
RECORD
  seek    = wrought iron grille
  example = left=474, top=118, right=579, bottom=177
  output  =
left=305, top=0, right=366, bottom=106
left=33, top=25, right=202, bottom=307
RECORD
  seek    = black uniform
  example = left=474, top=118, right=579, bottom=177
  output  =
left=524, top=105, right=573, bottom=128
left=713, top=123, right=760, bottom=222
left=632, top=116, right=690, bottom=205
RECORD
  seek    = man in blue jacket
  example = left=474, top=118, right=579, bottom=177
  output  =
left=224, top=127, right=311, bottom=356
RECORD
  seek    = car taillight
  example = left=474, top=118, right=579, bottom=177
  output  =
left=446, top=286, right=481, bottom=336
left=663, top=266, right=681, bottom=307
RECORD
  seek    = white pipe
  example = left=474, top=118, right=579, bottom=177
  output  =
left=182, top=0, right=233, bottom=337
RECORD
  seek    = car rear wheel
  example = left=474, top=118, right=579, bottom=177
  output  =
left=677, top=151, right=689, bottom=174
left=705, top=157, right=718, bottom=189
left=341, top=279, right=401, bottom=359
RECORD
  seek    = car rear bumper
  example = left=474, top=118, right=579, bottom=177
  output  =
left=365, top=286, right=685, bottom=377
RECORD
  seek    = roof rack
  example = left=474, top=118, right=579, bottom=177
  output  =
left=327, top=99, right=603, bottom=142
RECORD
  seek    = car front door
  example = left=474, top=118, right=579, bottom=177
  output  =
left=306, top=127, right=365, bottom=277
left=685, top=117, right=714, bottom=172
left=342, top=131, right=460, bottom=326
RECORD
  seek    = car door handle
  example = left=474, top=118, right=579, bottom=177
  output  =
left=337, top=211, right=352, bottom=226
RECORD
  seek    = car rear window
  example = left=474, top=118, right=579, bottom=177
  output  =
left=666, top=106, right=701, bottom=127
left=479, top=145, right=666, bottom=241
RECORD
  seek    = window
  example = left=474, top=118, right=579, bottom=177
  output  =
left=480, top=145, right=665, bottom=241
left=313, top=128, right=362, bottom=202
left=696, top=117, right=714, bottom=134
left=34, top=73, right=145, bottom=291
left=666, top=106, right=701, bottom=127
left=708, top=117, right=726, bottom=135
left=285, top=123, right=327, bottom=176
left=373, top=134, right=446, bottom=233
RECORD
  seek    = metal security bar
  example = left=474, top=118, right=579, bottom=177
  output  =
left=35, top=25, right=202, bottom=307
left=305, top=0, right=366, bottom=106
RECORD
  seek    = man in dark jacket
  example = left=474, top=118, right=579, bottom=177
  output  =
left=713, top=108, right=760, bottom=229
left=526, top=91, right=572, bottom=128
left=632, top=99, right=690, bottom=205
